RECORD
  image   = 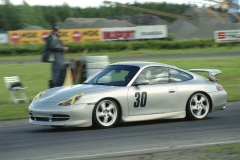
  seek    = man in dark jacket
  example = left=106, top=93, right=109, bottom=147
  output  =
left=46, top=24, right=69, bottom=88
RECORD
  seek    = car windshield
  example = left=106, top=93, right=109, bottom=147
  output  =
left=84, top=65, right=140, bottom=86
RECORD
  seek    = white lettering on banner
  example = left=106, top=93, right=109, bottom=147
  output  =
left=72, top=33, right=81, bottom=37
left=215, top=30, right=240, bottom=42
left=103, top=30, right=135, bottom=39
left=11, top=35, right=20, bottom=39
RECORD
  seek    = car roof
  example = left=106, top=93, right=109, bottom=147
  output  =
left=111, top=61, right=176, bottom=68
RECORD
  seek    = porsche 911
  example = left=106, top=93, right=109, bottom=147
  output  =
left=28, top=61, right=227, bottom=128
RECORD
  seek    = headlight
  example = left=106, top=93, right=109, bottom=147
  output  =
left=33, top=91, right=46, bottom=102
left=58, top=93, right=84, bottom=106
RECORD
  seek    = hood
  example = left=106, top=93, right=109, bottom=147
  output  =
left=39, top=84, right=115, bottom=103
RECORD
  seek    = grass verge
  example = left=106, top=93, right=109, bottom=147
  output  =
left=1, top=46, right=240, bottom=61
left=0, top=55, right=239, bottom=121
left=205, top=143, right=240, bottom=153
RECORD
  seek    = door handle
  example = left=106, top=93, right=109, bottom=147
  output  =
left=169, top=89, right=175, bottom=93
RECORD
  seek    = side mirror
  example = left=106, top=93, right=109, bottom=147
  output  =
left=135, top=78, right=149, bottom=85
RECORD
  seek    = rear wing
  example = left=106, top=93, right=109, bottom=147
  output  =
left=188, top=69, right=221, bottom=82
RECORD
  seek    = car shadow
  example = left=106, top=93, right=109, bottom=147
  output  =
left=30, top=125, right=97, bottom=133
left=31, top=116, right=220, bottom=133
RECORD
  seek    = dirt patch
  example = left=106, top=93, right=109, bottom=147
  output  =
left=169, top=7, right=240, bottom=39
left=107, top=14, right=170, bottom=26
left=61, top=17, right=135, bottom=28
left=19, top=25, right=46, bottom=30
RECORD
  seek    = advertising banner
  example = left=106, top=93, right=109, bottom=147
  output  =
left=214, top=30, right=240, bottom=42
left=8, top=30, right=49, bottom=44
left=60, top=29, right=101, bottom=42
left=81, top=28, right=101, bottom=42
left=101, top=27, right=136, bottom=41
left=40, top=29, right=82, bottom=43
left=0, top=31, right=8, bottom=44
left=8, top=29, right=101, bottom=44
left=136, top=25, right=167, bottom=39
left=7, top=26, right=167, bottom=44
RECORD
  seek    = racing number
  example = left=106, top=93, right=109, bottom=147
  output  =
left=134, top=92, right=147, bottom=108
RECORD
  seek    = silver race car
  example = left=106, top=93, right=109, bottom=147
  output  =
left=29, top=61, right=227, bottom=128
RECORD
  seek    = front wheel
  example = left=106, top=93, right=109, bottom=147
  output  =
left=186, top=92, right=210, bottom=120
left=93, top=99, right=119, bottom=129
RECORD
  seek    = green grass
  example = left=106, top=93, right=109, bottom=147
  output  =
left=0, top=48, right=239, bottom=121
left=0, top=63, right=51, bottom=121
left=1, top=45, right=240, bottom=61
left=205, top=143, right=240, bottom=153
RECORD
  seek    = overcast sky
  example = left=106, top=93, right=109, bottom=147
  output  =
left=0, top=0, right=215, bottom=8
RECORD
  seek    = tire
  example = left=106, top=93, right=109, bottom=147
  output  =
left=93, top=99, right=119, bottom=129
left=186, top=92, right=210, bottom=120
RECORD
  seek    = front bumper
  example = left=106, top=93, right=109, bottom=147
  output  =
left=28, top=102, right=95, bottom=127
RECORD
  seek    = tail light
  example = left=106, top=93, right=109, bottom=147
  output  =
left=216, top=85, right=224, bottom=91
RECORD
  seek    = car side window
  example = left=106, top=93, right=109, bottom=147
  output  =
left=137, top=66, right=169, bottom=84
left=169, top=68, right=193, bottom=82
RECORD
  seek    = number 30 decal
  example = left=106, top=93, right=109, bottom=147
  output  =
left=134, top=92, right=147, bottom=108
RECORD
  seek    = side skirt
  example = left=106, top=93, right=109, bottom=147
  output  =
left=122, top=111, right=186, bottom=122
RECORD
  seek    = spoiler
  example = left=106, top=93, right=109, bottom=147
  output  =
left=188, top=69, right=221, bottom=82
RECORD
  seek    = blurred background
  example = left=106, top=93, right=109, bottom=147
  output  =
left=1, top=0, right=240, bottom=41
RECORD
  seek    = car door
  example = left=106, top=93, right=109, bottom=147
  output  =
left=128, top=66, right=177, bottom=116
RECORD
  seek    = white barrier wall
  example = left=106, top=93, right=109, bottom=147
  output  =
left=101, top=25, right=168, bottom=41
left=214, top=30, right=240, bottom=42
left=136, top=25, right=167, bottom=39
left=0, top=32, right=8, bottom=44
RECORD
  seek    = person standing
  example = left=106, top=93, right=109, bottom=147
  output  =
left=46, top=24, right=69, bottom=88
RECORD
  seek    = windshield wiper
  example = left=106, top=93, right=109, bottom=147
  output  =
left=94, top=83, right=109, bottom=85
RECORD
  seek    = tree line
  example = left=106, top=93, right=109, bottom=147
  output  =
left=0, top=0, right=191, bottom=31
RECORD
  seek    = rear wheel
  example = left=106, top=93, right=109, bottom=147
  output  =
left=186, top=92, right=210, bottom=120
left=93, top=99, right=119, bottom=129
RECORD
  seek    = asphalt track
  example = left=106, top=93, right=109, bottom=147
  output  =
left=1, top=52, right=240, bottom=160
left=0, top=52, right=240, bottom=64
left=0, top=102, right=240, bottom=160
